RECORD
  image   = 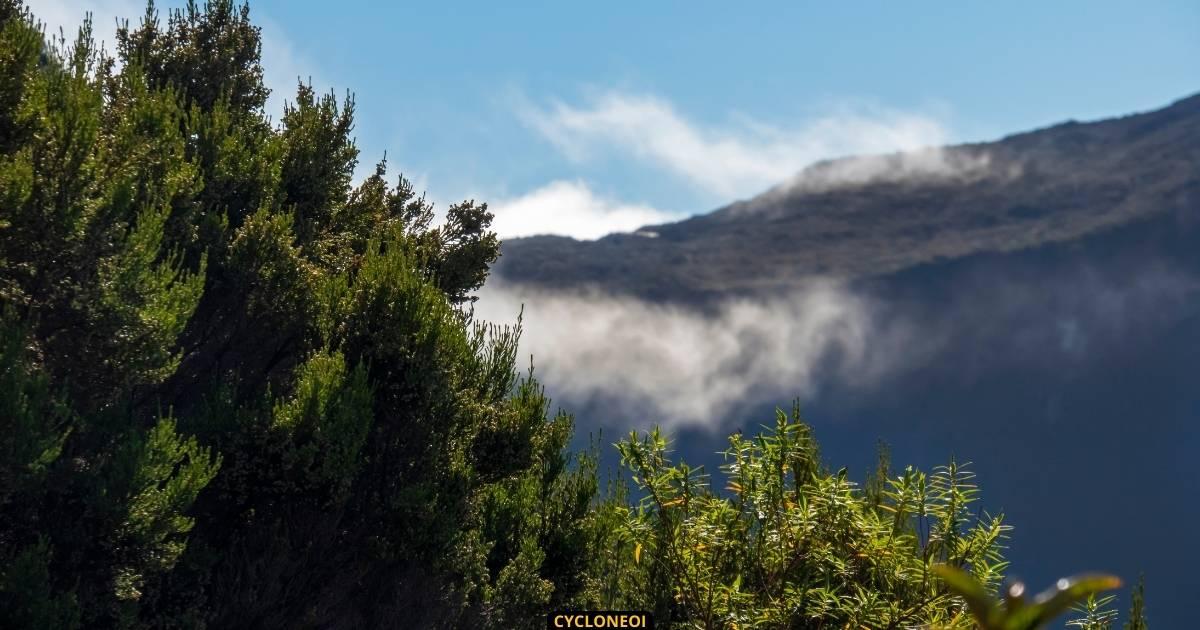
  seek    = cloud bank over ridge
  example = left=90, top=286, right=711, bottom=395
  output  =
left=493, top=90, right=994, bottom=240
left=520, top=91, right=959, bottom=200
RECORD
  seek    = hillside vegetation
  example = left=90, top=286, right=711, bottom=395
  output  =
left=0, top=2, right=1142, bottom=628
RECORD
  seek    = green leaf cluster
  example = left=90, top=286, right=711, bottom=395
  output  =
left=609, top=406, right=1012, bottom=628
left=0, top=1, right=572, bottom=626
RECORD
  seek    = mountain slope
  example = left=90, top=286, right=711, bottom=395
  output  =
left=495, top=93, right=1200, bottom=300
left=488, top=92, right=1200, bottom=625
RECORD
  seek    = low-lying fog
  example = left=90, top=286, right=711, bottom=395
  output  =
left=475, top=259, right=1196, bottom=432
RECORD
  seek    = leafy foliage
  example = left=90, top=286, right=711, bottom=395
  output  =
left=1123, top=575, right=1149, bottom=630
left=937, top=566, right=1120, bottom=630
left=0, top=1, right=552, bottom=626
left=1067, top=594, right=1119, bottom=630
left=609, top=406, right=1014, bottom=628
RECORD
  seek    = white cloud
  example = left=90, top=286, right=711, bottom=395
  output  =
left=488, top=180, right=675, bottom=240
left=779, top=146, right=995, bottom=194
left=475, top=281, right=921, bottom=430
left=474, top=264, right=1198, bottom=431
left=521, top=92, right=957, bottom=199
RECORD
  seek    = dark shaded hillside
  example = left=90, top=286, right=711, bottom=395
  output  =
left=495, top=93, right=1200, bottom=301
left=495, top=92, right=1200, bottom=626
left=805, top=211, right=1200, bottom=627
left=554, top=206, right=1200, bottom=626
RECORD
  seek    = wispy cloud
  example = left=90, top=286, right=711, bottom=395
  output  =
left=475, top=281, right=921, bottom=430
left=520, top=91, right=956, bottom=199
left=778, top=146, right=997, bottom=195
left=488, top=180, right=674, bottom=240
left=475, top=256, right=1198, bottom=432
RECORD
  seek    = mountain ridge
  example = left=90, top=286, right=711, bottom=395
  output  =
left=494, top=92, right=1200, bottom=301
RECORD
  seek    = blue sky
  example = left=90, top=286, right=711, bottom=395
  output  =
left=33, top=0, right=1200, bottom=238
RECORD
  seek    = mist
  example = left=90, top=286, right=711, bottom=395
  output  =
left=477, top=249, right=1198, bottom=432
left=782, top=146, right=1000, bottom=193
left=473, top=280, right=927, bottom=430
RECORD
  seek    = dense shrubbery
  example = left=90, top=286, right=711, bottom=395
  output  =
left=609, top=408, right=1011, bottom=627
left=0, top=2, right=1145, bottom=627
